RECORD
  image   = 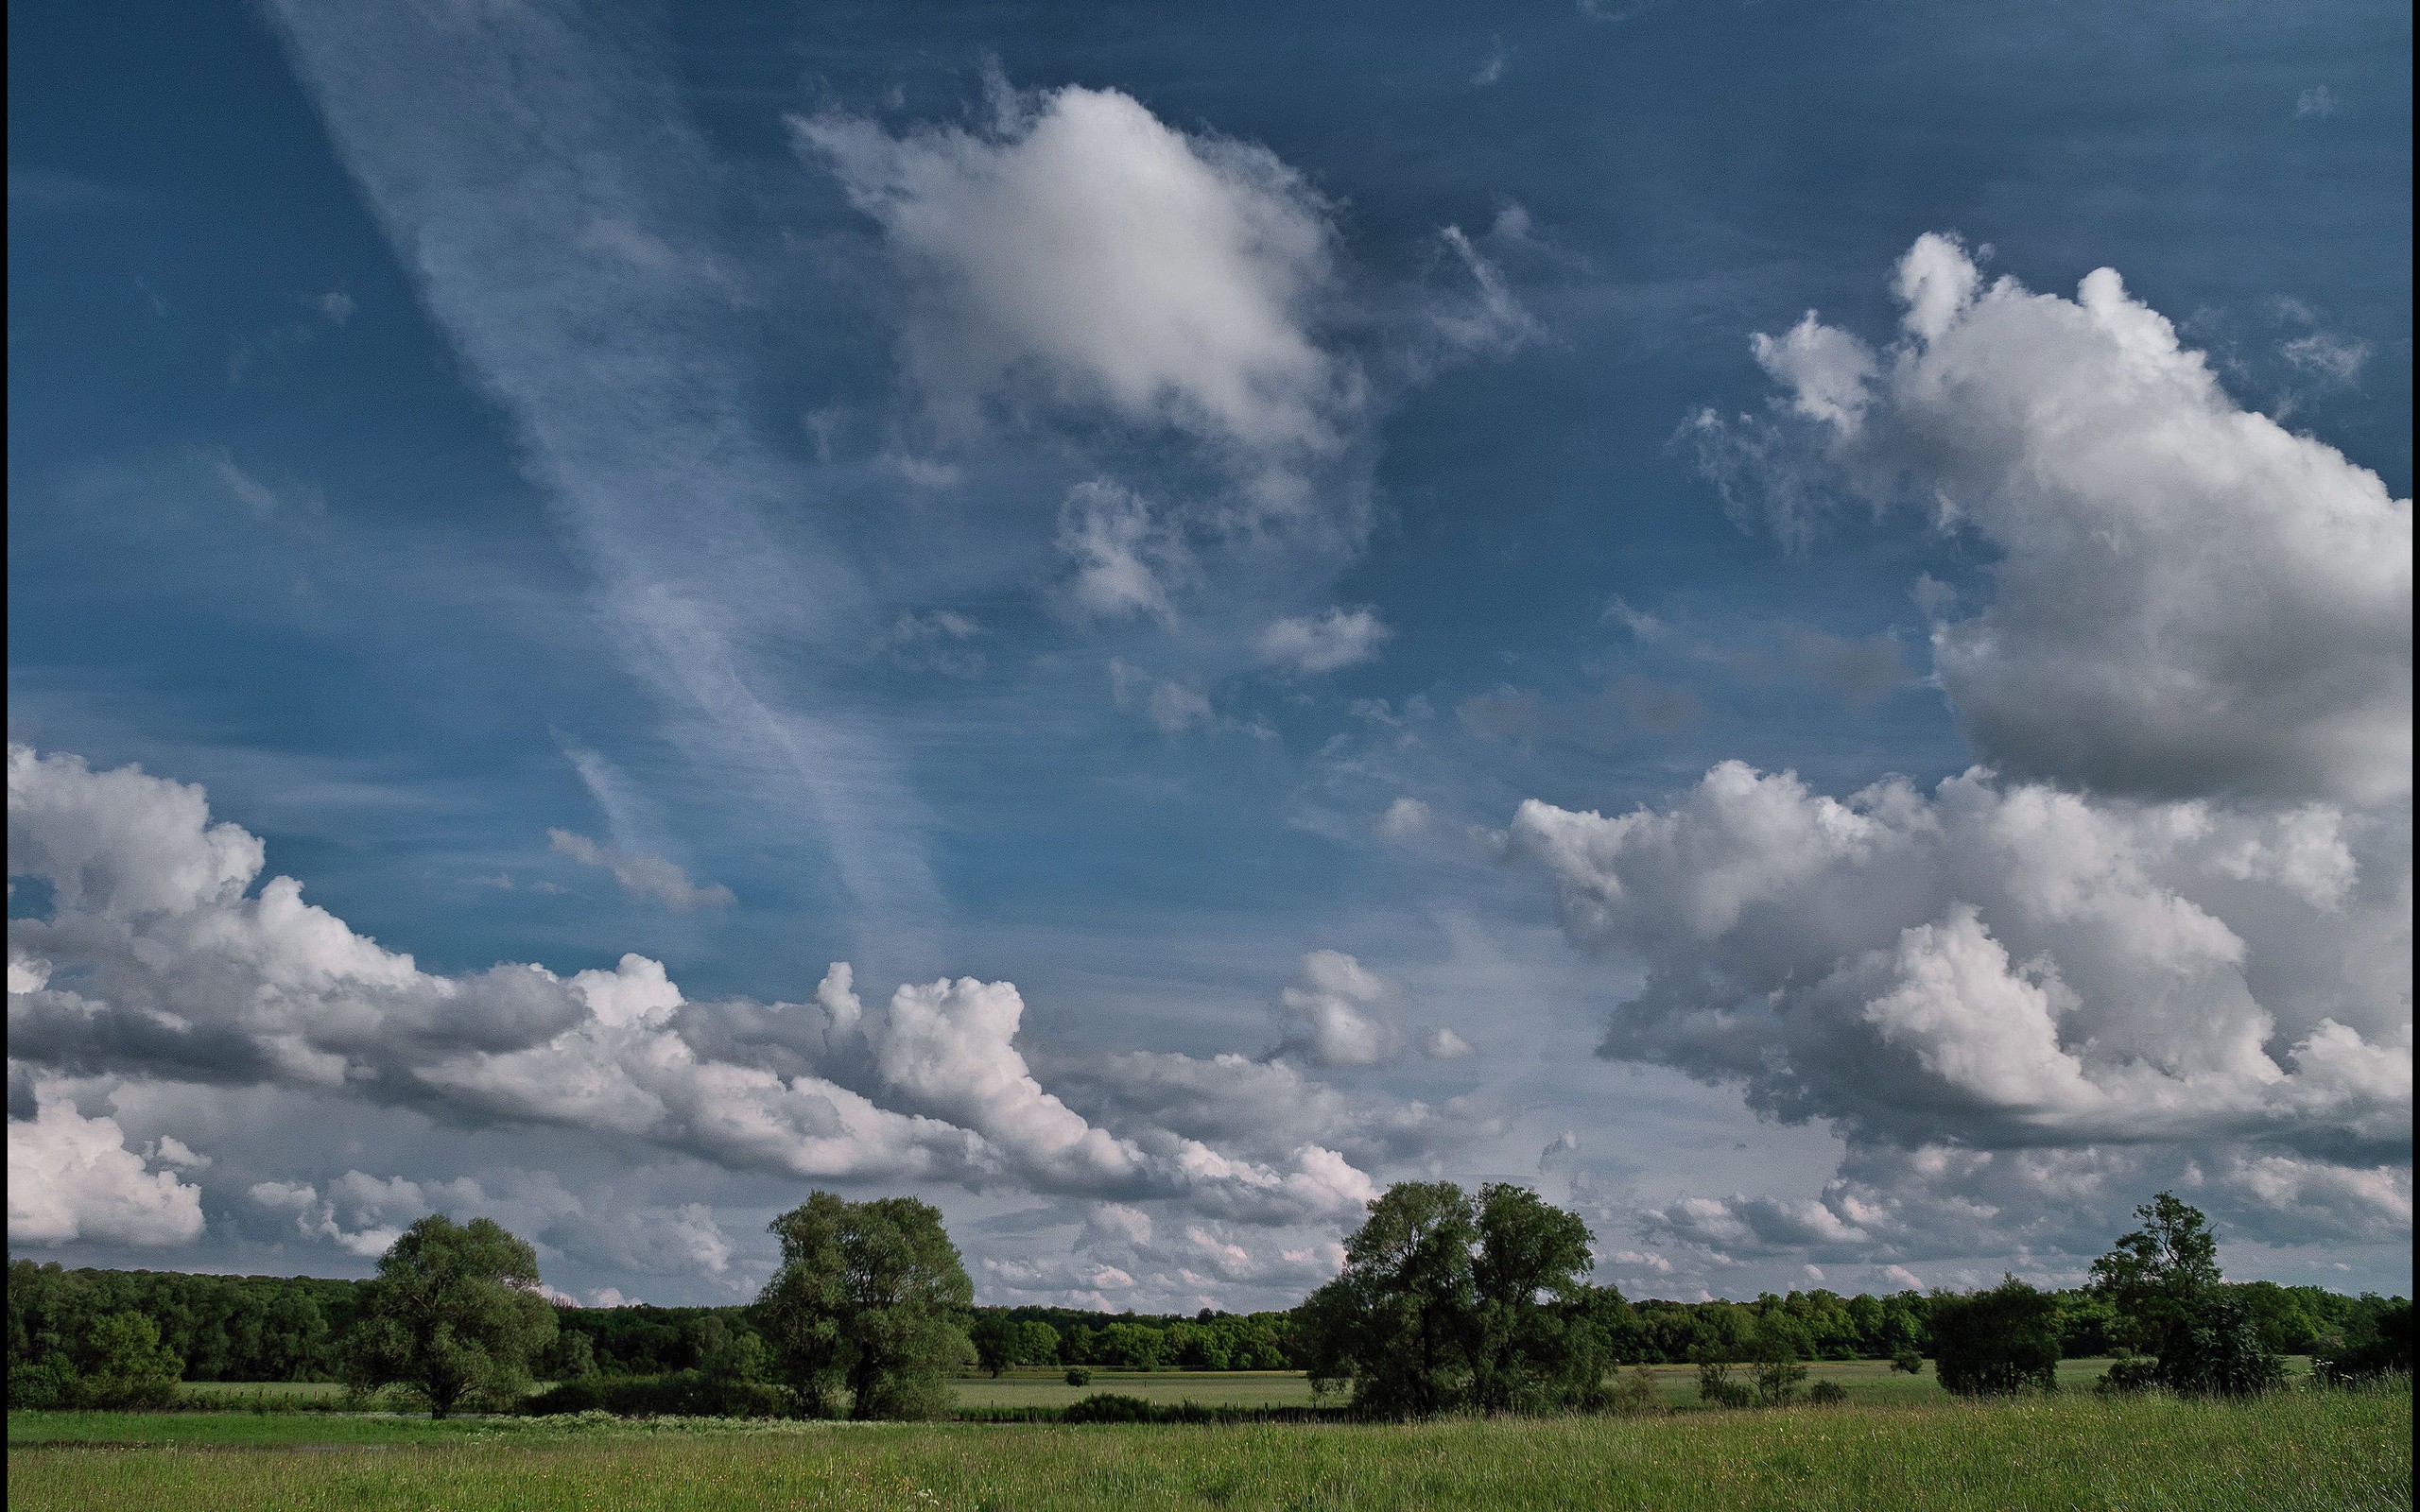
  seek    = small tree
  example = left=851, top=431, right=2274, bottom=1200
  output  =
left=971, top=1314, right=1017, bottom=1378
left=339, top=1216, right=557, bottom=1418
left=1013, top=1320, right=1062, bottom=1369
left=75, top=1313, right=184, bottom=1409
left=1747, top=1312, right=1810, bottom=1406
left=1930, top=1276, right=2061, bottom=1397
left=2089, top=1193, right=2280, bottom=1396
left=2314, top=1297, right=2413, bottom=1386
left=757, top=1192, right=973, bottom=1420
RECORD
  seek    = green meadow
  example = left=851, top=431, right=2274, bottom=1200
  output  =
left=10, top=1381, right=2408, bottom=1512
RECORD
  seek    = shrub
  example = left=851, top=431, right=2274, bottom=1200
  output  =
left=1696, top=1361, right=1754, bottom=1409
left=2095, top=1351, right=2160, bottom=1396
left=1931, top=1277, right=2061, bottom=1398
left=1064, top=1367, right=1091, bottom=1386
left=1609, top=1366, right=1661, bottom=1415
left=1061, top=1392, right=1158, bottom=1424
left=2158, top=1294, right=2285, bottom=1397
left=522, top=1371, right=792, bottom=1418
left=1806, top=1380, right=1848, bottom=1405
left=1889, top=1349, right=1925, bottom=1375
left=2313, top=1298, right=2411, bottom=1387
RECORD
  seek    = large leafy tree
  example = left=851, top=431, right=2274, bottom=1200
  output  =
left=339, top=1216, right=557, bottom=1418
left=1297, top=1181, right=1480, bottom=1417
left=1930, top=1275, right=2062, bottom=1397
left=757, top=1192, right=973, bottom=1420
left=2090, top=1192, right=2280, bottom=1396
left=1297, top=1181, right=1614, bottom=1418
left=1470, top=1183, right=1608, bottom=1411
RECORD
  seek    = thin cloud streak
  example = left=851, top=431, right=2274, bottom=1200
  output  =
left=262, top=0, right=943, bottom=960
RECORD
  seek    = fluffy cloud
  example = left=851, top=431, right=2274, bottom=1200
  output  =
left=547, top=828, right=735, bottom=913
left=1051, top=1046, right=1497, bottom=1172
left=1057, top=480, right=1184, bottom=625
left=1529, top=233, right=2414, bottom=1276
left=9, top=1089, right=206, bottom=1246
left=1254, top=607, right=1392, bottom=676
left=796, top=81, right=1357, bottom=506
left=248, top=1165, right=738, bottom=1274
left=1745, top=233, right=2411, bottom=806
left=1270, top=950, right=1401, bottom=1067
left=1512, top=763, right=2408, bottom=1156
left=7, top=744, right=1387, bottom=1240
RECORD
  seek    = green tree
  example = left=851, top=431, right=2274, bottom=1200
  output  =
left=338, top=1216, right=557, bottom=1418
left=1929, top=1276, right=2061, bottom=1397
left=2089, top=1192, right=2280, bottom=1396
left=1747, top=1312, right=1810, bottom=1406
left=1295, top=1181, right=1480, bottom=1417
left=2090, top=1192, right=2221, bottom=1360
left=59, top=1306, right=183, bottom=1413
left=971, top=1314, right=1018, bottom=1377
left=1297, top=1181, right=1613, bottom=1418
left=1468, top=1184, right=1605, bottom=1411
left=1098, top=1321, right=1166, bottom=1369
left=757, top=1192, right=973, bottom=1420
left=1012, top=1319, right=1062, bottom=1367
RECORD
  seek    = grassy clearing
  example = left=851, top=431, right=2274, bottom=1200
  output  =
left=8, top=1384, right=2406, bottom=1512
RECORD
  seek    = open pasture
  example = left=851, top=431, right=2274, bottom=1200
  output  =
left=9, top=1384, right=2408, bottom=1512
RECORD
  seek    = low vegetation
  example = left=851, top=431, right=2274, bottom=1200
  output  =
left=10, top=1384, right=2411, bottom=1511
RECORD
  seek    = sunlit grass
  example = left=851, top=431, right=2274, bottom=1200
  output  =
left=9, top=1382, right=2406, bottom=1511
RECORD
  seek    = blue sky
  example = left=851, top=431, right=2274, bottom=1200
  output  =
left=9, top=0, right=2411, bottom=1307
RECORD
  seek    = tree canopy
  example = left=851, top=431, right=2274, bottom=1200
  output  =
left=1296, top=1181, right=1620, bottom=1418
left=1930, top=1275, right=2062, bottom=1397
left=2090, top=1192, right=2282, bottom=1396
left=756, top=1192, right=973, bottom=1420
left=337, top=1215, right=558, bottom=1418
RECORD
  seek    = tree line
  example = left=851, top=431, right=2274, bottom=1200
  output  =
left=9, top=1185, right=2410, bottom=1417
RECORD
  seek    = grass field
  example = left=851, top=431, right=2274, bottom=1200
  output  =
left=8, top=1383, right=2407, bottom=1511
left=950, top=1355, right=2252, bottom=1410
left=43, top=1355, right=2313, bottom=1420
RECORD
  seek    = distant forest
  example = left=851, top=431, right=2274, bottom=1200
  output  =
left=7, top=1258, right=2390, bottom=1385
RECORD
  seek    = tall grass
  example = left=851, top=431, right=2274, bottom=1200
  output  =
left=9, top=1382, right=2408, bottom=1511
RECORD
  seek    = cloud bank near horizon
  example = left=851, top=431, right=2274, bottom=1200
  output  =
left=1530, top=236, right=2411, bottom=1288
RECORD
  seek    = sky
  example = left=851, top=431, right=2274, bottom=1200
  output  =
left=8, top=0, right=2411, bottom=1311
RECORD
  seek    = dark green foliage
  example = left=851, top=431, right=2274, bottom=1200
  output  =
left=757, top=1192, right=973, bottom=1420
left=1063, top=1366, right=1091, bottom=1386
left=1296, top=1181, right=1480, bottom=1417
left=1696, top=1361, right=1754, bottom=1408
left=2158, top=1293, right=2288, bottom=1397
left=2314, top=1297, right=2412, bottom=1386
left=522, top=1370, right=791, bottom=1418
left=1806, top=1379, right=1849, bottom=1404
left=7, top=1308, right=183, bottom=1409
left=1059, top=1391, right=1159, bottom=1423
left=1297, top=1181, right=1617, bottom=1418
left=2090, top=1191, right=2221, bottom=1360
left=337, top=1216, right=558, bottom=1418
left=971, top=1314, right=1017, bottom=1377
left=1469, top=1185, right=1616, bottom=1412
left=1931, top=1276, right=2062, bottom=1397
left=2089, top=1193, right=2283, bottom=1397
left=1747, top=1312, right=1810, bottom=1406
left=8, top=1259, right=354, bottom=1385
left=1889, top=1348, right=1925, bottom=1375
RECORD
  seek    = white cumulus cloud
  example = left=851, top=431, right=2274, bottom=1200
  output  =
left=1745, top=232, right=2411, bottom=806
left=9, top=1091, right=206, bottom=1246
